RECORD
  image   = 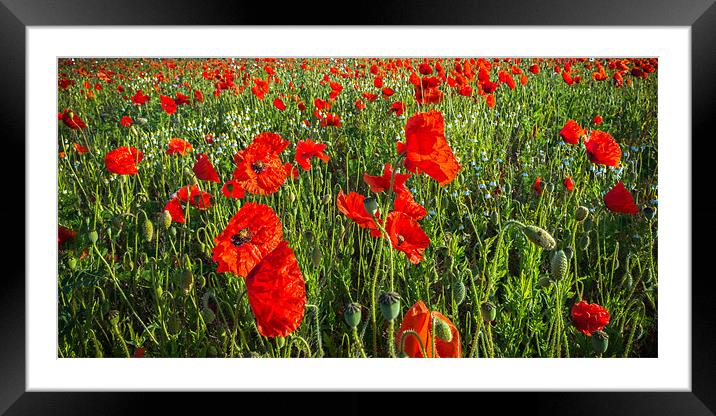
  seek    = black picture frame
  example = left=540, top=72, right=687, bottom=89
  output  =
left=3, top=0, right=712, bottom=413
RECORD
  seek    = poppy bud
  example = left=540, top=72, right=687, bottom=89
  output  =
left=311, top=245, right=322, bottom=268
left=521, top=225, right=556, bottom=250
left=276, top=336, right=285, bottom=348
left=197, top=274, right=206, bottom=289
left=108, top=309, right=120, bottom=325
left=579, top=233, right=590, bottom=250
left=378, top=291, right=401, bottom=321
left=452, top=279, right=466, bottom=305
left=480, top=301, right=497, bottom=322
left=642, top=206, right=656, bottom=220
left=433, top=317, right=453, bottom=342
left=545, top=182, right=555, bottom=193
left=136, top=117, right=148, bottom=125
left=181, top=269, right=194, bottom=294
left=170, top=227, right=177, bottom=237
left=343, top=302, right=362, bottom=328
left=289, top=191, right=296, bottom=203
left=564, top=246, right=574, bottom=261
left=575, top=206, right=589, bottom=222
left=156, top=286, right=163, bottom=298
left=551, top=250, right=569, bottom=281
left=591, top=330, right=609, bottom=354
left=67, top=257, right=77, bottom=270
left=537, top=275, right=553, bottom=288
left=88, top=230, right=98, bottom=244
left=201, top=307, right=215, bottom=324
left=364, top=196, right=379, bottom=216
left=161, top=210, right=172, bottom=229
left=143, top=217, right=154, bottom=242
left=322, top=194, right=332, bottom=205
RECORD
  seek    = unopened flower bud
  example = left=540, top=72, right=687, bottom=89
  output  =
left=551, top=250, right=569, bottom=281
left=480, top=301, right=497, bottom=322
left=521, top=225, right=556, bottom=250
left=433, top=317, right=452, bottom=342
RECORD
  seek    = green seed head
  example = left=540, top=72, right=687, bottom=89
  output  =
left=591, top=330, right=609, bottom=354
left=521, top=225, right=556, bottom=250
left=564, top=246, right=574, bottom=261
left=575, top=206, right=589, bottom=222
left=433, top=317, right=453, bottom=342
left=480, top=301, right=497, bottom=322
left=363, top=196, right=379, bottom=216
left=343, top=302, right=362, bottom=328
left=378, top=292, right=401, bottom=321
left=551, top=250, right=569, bottom=281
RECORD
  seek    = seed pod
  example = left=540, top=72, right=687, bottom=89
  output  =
left=67, top=257, right=78, bottom=270
left=642, top=206, right=656, bottom=220
left=143, top=217, right=154, bottom=243
left=564, top=246, right=574, bottom=261
left=578, top=233, right=590, bottom=250
left=363, top=196, right=379, bottom=216
left=551, top=250, right=569, bottom=281
left=161, top=210, right=172, bottom=229
left=521, top=225, right=556, bottom=250
left=343, top=302, right=362, bottom=328
left=480, top=301, right=497, bottom=322
left=537, top=275, right=553, bottom=288
left=433, top=317, right=452, bottom=342
left=591, top=330, right=609, bottom=354
left=201, top=307, right=215, bottom=324
left=452, top=279, right=466, bottom=305
left=88, top=230, right=99, bottom=244
left=107, top=309, right=120, bottom=325
left=311, top=245, right=322, bottom=268
left=575, top=206, right=589, bottom=222
left=378, top=292, right=401, bottom=321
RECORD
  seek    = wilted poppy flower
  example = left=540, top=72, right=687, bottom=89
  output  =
left=584, top=130, right=621, bottom=167
left=604, top=181, right=639, bottom=214
left=163, top=196, right=185, bottom=224
left=396, top=300, right=461, bottom=358
left=383, top=211, right=430, bottom=264
left=295, top=139, right=329, bottom=171
left=61, top=109, right=87, bottom=130
left=105, top=146, right=143, bottom=175
left=58, top=225, right=76, bottom=247
left=336, top=190, right=379, bottom=230
left=559, top=119, right=585, bottom=145
left=132, top=90, right=150, bottom=105
left=212, top=202, right=284, bottom=277
left=233, top=132, right=289, bottom=195
left=363, top=164, right=411, bottom=195
left=246, top=241, right=306, bottom=337
left=193, top=153, right=220, bottom=183
left=571, top=300, right=610, bottom=336
left=221, top=179, right=246, bottom=199
left=120, top=116, right=133, bottom=127
left=563, top=176, right=575, bottom=191
left=399, top=110, right=460, bottom=186
left=166, top=138, right=193, bottom=156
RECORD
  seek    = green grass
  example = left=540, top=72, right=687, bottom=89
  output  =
left=57, top=57, right=658, bottom=358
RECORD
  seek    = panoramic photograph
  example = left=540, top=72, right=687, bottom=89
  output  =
left=57, top=57, right=658, bottom=358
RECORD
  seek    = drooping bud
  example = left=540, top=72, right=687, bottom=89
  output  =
left=642, top=206, right=656, bottom=220
left=579, top=233, right=590, bottom=250
left=521, top=225, right=556, bottom=250
left=181, top=268, right=194, bottom=294
left=108, top=309, right=120, bottom=325
left=343, top=302, right=362, bottom=328
left=378, top=291, right=401, bottom=321
left=363, top=196, right=379, bottom=216
left=433, top=317, right=453, bottom=342
left=551, top=250, right=569, bottom=281
left=575, top=206, right=589, bottom=222
left=452, top=279, right=466, bottom=305
left=564, top=246, right=574, bottom=261
left=480, top=301, right=497, bottom=322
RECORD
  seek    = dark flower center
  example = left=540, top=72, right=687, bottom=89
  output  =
left=231, top=228, right=252, bottom=247
left=251, top=160, right=266, bottom=174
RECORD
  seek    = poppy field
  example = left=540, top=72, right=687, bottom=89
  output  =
left=57, top=57, right=658, bottom=358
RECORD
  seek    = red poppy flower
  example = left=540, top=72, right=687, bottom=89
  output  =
left=166, top=138, right=193, bottom=156
left=163, top=197, right=185, bottom=224
left=58, top=225, right=76, bottom=247
left=382, top=87, right=395, bottom=98
left=194, top=90, right=204, bottom=103
left=396, top=300, right=461, bottom=358
left=363, top=164, right=411, bottom=195
left=233, top=133, right=289, bottom=195
left=193, top=153, right=220, bottom=183
left=355, top=99, right=366, bottom=111
left=319, top=113, right=342, bottom=128
left=528, top=64, right=540, bottom=74
left=61, top=109, right=87, bottom=130
left=533, top=176, right=543, bottom=196
left=563, top=176, right=575, bottom=191
left=175, top=92, right=190, bottom=106
left=73, top=143, right=89, bottom=154
left=399, top=110, right=460, bottom=186
left=336, top=190, right=379, bottom=230
left=246, top=241, right=306, bottom=337
left=285, top=162, right=299, bottom=179
left=221, top=179, right=246, bottom=199
left=133, top=347, right=145, bottom=358
left=295, top=139, right=329, bottom=171
left=604, top=181, right=639, bottom=214
left=559, top=119, right=585, bottom=145
left=571, top=300, right=610, bottom=336
left=132, top=90, right=150, bottom=105
left=251, top=78, right=269, bottom=100
left=120, top=116, right=133, bottom=127
left=212, top=202, right=284, bottom=277
left=593, top=115, right=603, bottom=125
left=104, top=146, right=143, bottom=175
left=383, top=211, right=430, bottom=264
left=485, top=94, right=496, bottom=108
left=584, top=130, right=621, bottom=167
left=273, top=98, right=286, bottom=111
left=362, top=92, right=378, bottom=102
left=160, top=95, right=177, bottom=115
left=390, top=101, right=406, bottom=116
left=176, top=184, right=213, bottom=209
left=394, top=192, right=427, bottom=221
